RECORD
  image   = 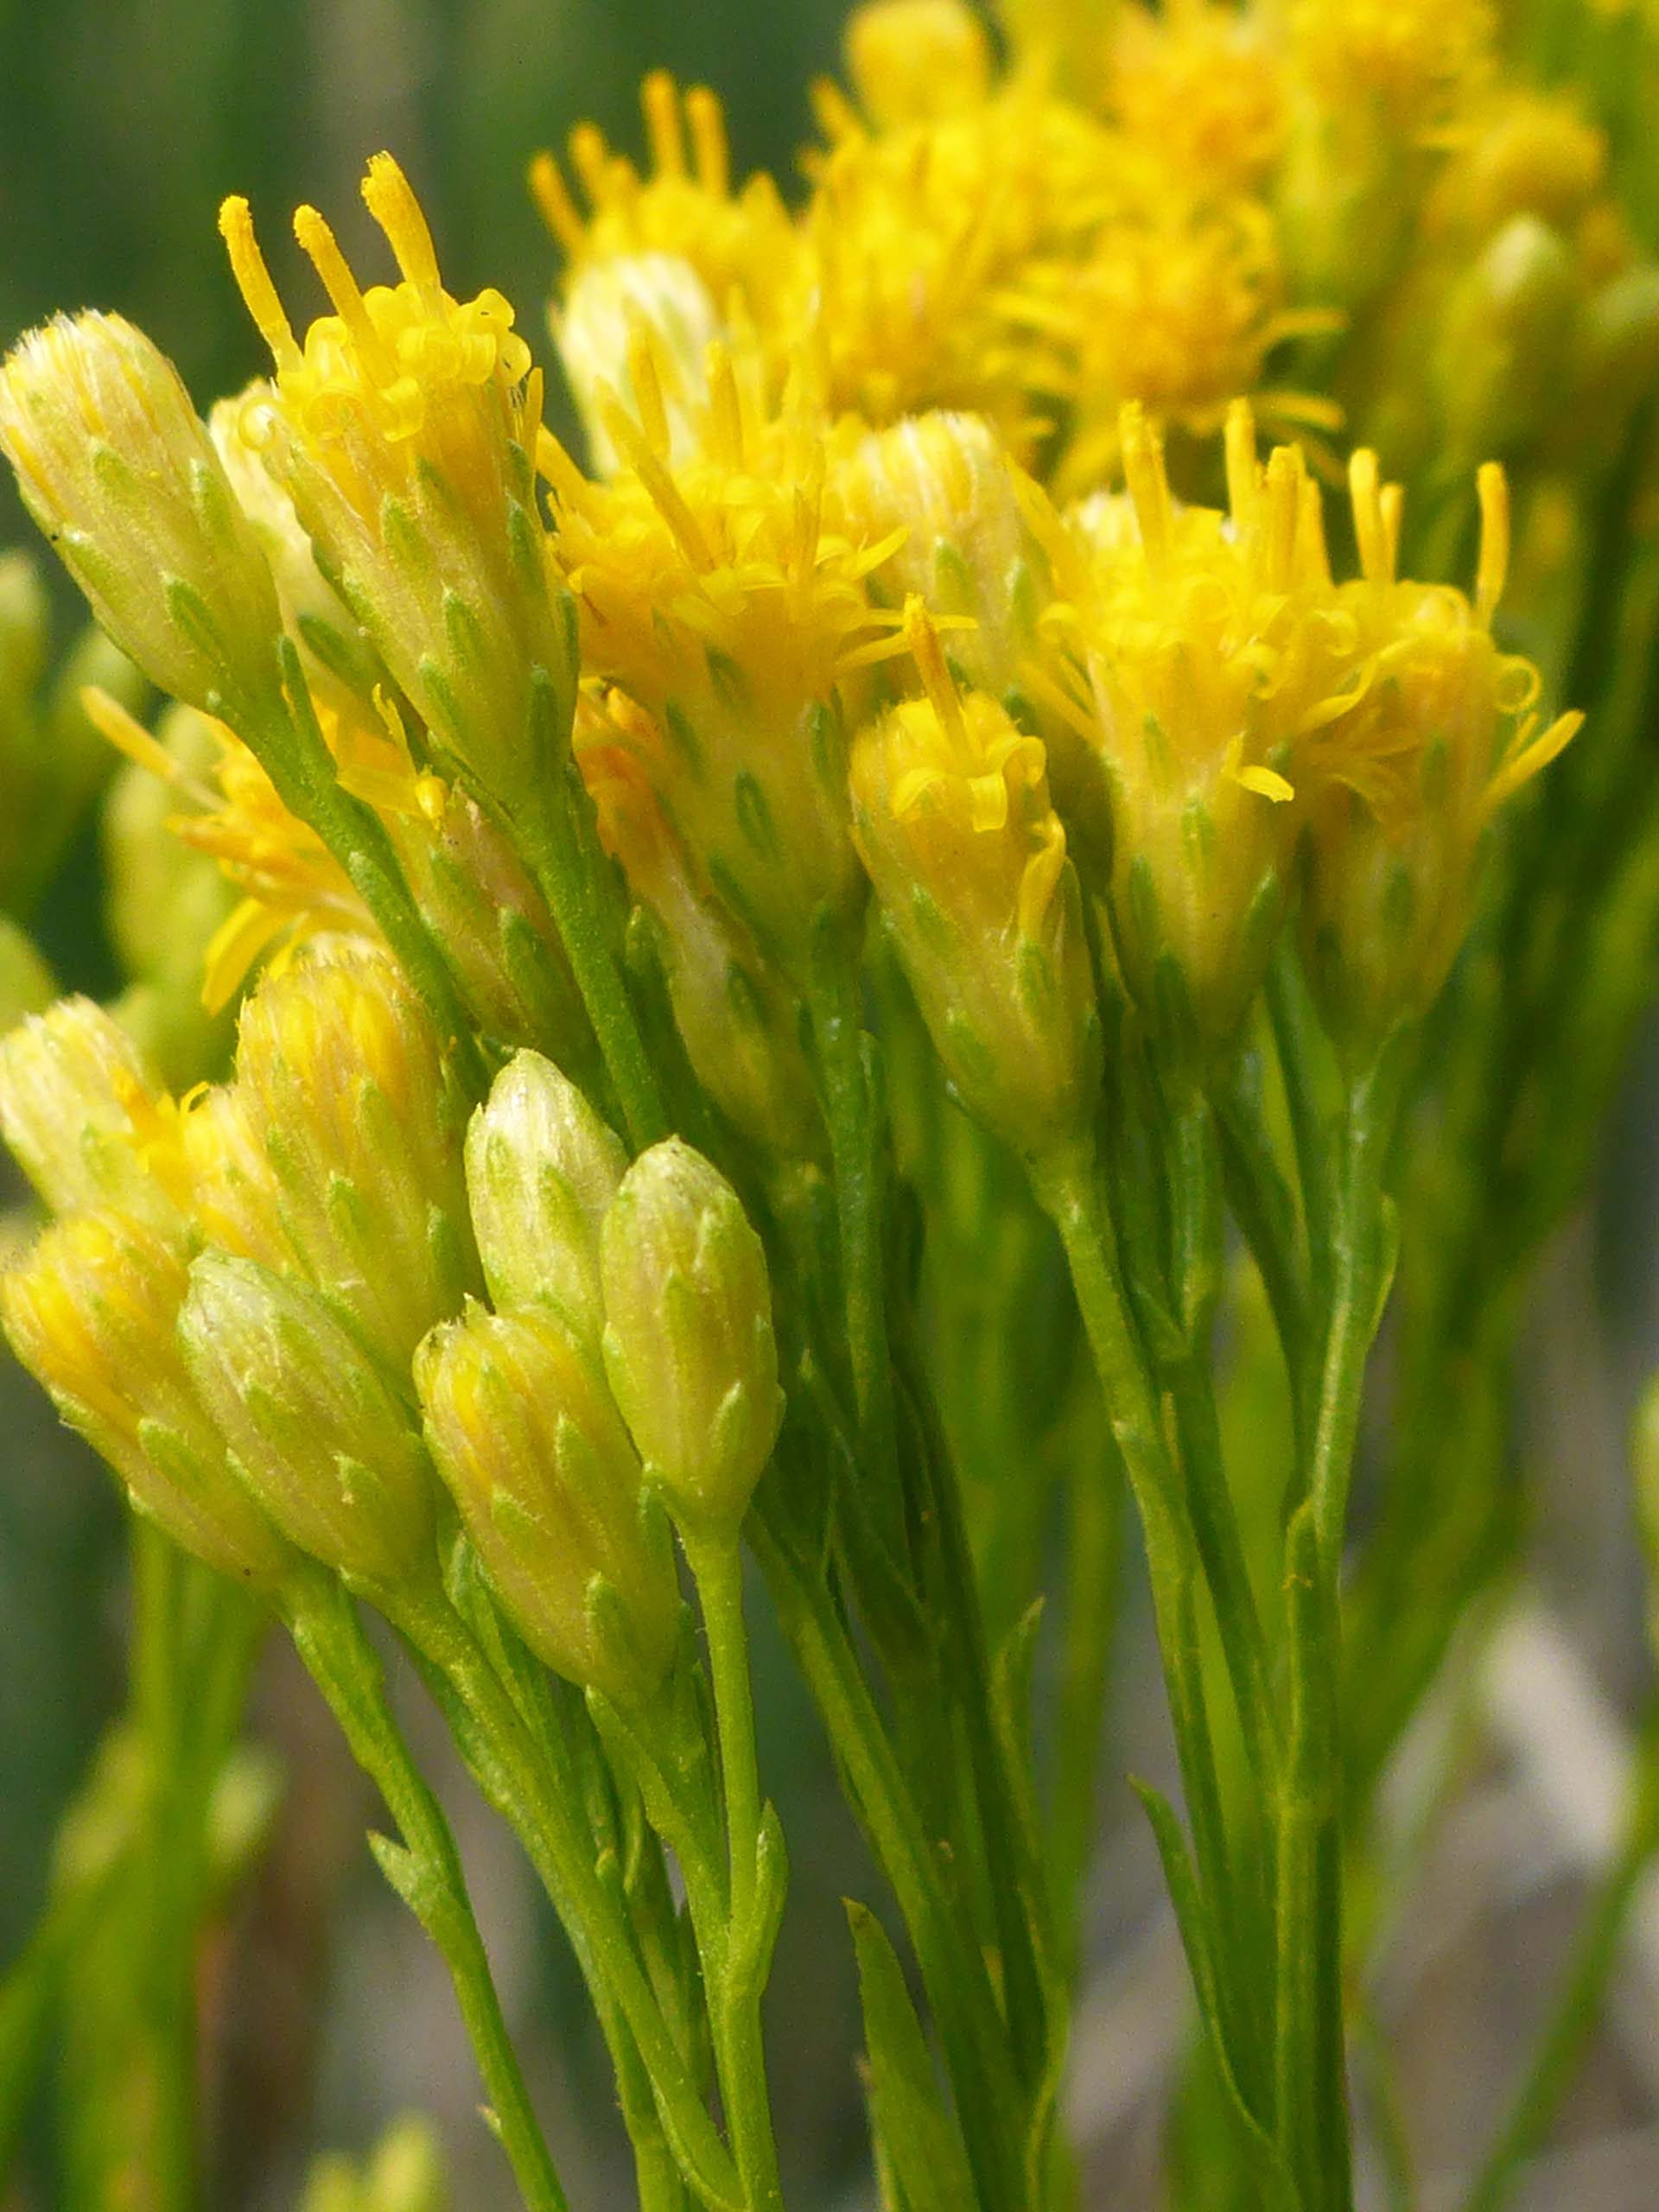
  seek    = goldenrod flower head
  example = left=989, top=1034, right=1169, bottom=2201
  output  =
left=1301, top=455, right=1581, bottom=1058
left=834, top=410, right=1056, bottom=702
left=227, top=937, right=480, bottom=1362
left=851, top=601, right=1100, bottom=1149
left=415, top=1300, right=681, bottom=1702
left=1, top=1209, right=288, bottom=1582
left=174, top=1077, right=290, bottom=1268
left=219, top=159, right=569, bottom=804
left=531, top=74, right=798, bottom=330
left=465, top=1048, right=626, bottom=1341
left=800, top=83, right=1118, bottom=440
left=1033, top=404, right=1361, bottom=1056
left=180, top=1252, right=435, bottom=1589
left=0, top=312, right=281, bottom=713
left=543, top=333, right=892, bottom=968
left=1289, top=0, right=1496, bottom=129
left=1424, top=91, right=1610, bottom=245
left=579, top=698, right=826, bottom=1159
left=555, top=251, right=723, bottom=474
left=1109, top=3, right=1287, bottom=194
left=601, top=1136, right=783, bottom=1535
left=843, top=0, right=995, bottom=127
left=0, top=996, right=182, bottom=1230
left=1014, top=197, right=1338, bottom=499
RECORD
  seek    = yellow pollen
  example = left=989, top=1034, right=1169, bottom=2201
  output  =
left=362, top=152, right=442, bottom=288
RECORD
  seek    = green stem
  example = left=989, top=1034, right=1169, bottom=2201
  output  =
left=806, top=930, right=898, bottom=1503
left=683, top=1535, right=785, bottom=2212
left=512, top=674, right=668, bottom=1149
left=1462, top=1700, right=1659, bottom=2212
left=1050, top=1447, right=1124, bottom=1991
left=750, top=1502, right=1028, bottom=2212
left=380, top=1584, right=744, bottom=2212
left=281, top=1570, right=568, bottom=2212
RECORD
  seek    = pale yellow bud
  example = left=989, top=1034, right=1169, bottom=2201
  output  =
left=0, top=919, right=55, bottom=1033
left=834, top=411, right=1054, bottom=703
left=180, top=1253, right=435, bottom=1589
left=465, top=1049, right=626, bottom=1338
left=228, top=938, right=480, bottom=1362
left=0, top=996, right=181, bottom=1229
left=601, top=1138, right=783, bottom=1533
left=556, top=252, right=722, bottom=475
left=2, top=1210, right=288, bottom=1582
left=415, top=1300, right=680, bottom=1701
left=0, top=314, right=281, bottom=713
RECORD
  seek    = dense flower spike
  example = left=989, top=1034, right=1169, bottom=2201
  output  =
left=2, top=1210, right=289, bottom=1584
left=0, top=313, right=282, bottom=712
left=219, top=159, right=571, bottom=806
left=600, top=1137, right=784, bottom=1534
left=415, top=1300, right=681, bottom=1702
left=852, top=601, right=1100, bottom=1149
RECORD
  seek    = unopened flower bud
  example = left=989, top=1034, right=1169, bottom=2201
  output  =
left=834, top=411, right=1054, bottom=703
left=465, top=1049, right=626, bottom=1338
left=181, top=1253, right=435, bottom=1588
left=845, top=0, right=994, bottom=127
left=0, top=996, right=181, bottom=1229
left=229, top=938, right=480, bottom=1361
left=0, top=313, right=282, bottom=714
left=2, top=1211, right=288, bottom=1582
left=415, top=1301, right=679, bottom=1701
left=601, top=1137, right=783, bottom=1533
left=852, top=604, right=1100, bottom=1151
left=556, top=252, right=722, bottom=475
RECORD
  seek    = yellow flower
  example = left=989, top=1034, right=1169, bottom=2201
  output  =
left=798, top=74, right=1120, bottom=442
left=2, top=1208, right=289, bottom=1583
left=842, top=0, right=995, bottom=127
left=0, top=312, right=281, bottom=715
left=850, top=600, right=1099, bottom=1153
left=1300, top=455, right=1581, bottom=1058
left=543, top=330, right=898, bottom=972
left=1009, top=193, right=1342, bottom=499
left=219, top=156, right=569, bottom=805
left=1109, top=2, right=1288, bottom=195
left=553, top=251, right=724, bottom=476
left=531, top=73, right=798, bottom=337
left=1027, top=402, right=1362, bottom=1058
left=1288, top=0, right=1496, bottom=130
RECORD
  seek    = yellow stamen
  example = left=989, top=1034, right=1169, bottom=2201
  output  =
left=686, top=87, right=730, bottom=198
left=218, top=195, right=302, bottom=371
left=904, top=595, right=967, bottom=746
left=1476, top=461, right=1510, bottom=626
left=1120, top=403, right=1171, bottom=569
left=292, top=204, right=382, bottom=358
left=643, top=71, right=686, bottom=179
left=528, top=149, right=584, bottom=251
left=362, top=152, right=442, bottom=288
left=1349, top=448, right=1391, bottom=587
